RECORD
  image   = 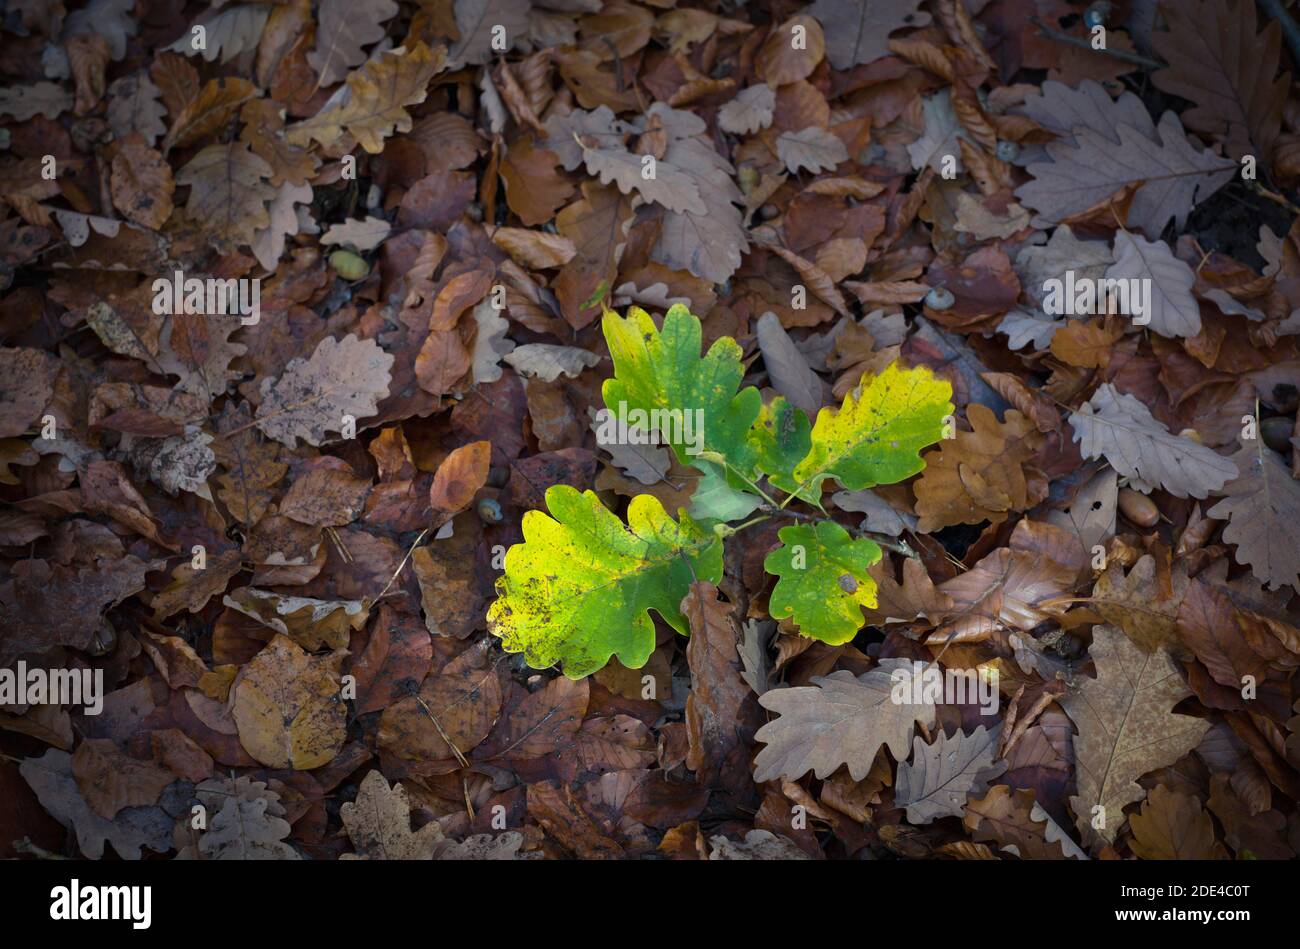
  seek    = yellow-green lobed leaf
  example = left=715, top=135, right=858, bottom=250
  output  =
left=601, top=304, right=762, bottom=475
left=487, top=485, right=722, bottom=678
left=792, top=362, right=953, bottom=497
left=763, top=521, right=881, bottom=644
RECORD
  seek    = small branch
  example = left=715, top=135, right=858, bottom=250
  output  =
left=1029, top=16, right=1164, bottom=70
left=374, top=527, right=429, bottom=602
left=1257, top=0, right=1300, bottom=69
left=761, top=505, right=920, bottom=560
left=1246, top=179, right=1300, bottom=216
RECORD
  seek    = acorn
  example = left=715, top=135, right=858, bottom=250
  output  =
left=87, top=621, right=117, bottom=657
left=925, top=286, right=954, bottom=310
left=477, top=497, right=503, bottom=524
left=1118, top=488, right=1159, bottom=527
left=329, top=249, right=369, bottom=281
left=1260, top=416, right=1295, bottom=454
left=1084, top=2, right=1111, bottom=28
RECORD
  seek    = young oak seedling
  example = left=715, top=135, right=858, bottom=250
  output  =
left=487, top=305, right=953, bottom=678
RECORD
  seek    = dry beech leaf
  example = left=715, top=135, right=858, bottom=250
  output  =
left=230, top=634, right=348, bottom=770
left=429, top=440, right=491, bottom=514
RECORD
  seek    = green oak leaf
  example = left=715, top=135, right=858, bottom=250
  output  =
left=792, top=362, right=953, bottom=497
left=602, top=304, right=762, bottom=477
left=487, top=485, right=722, bottom=678
left=764, top=521, right=882, bottom=644
left=689, top=462, right=765, bottom=522
left=751, top=396, right=818, bottom=506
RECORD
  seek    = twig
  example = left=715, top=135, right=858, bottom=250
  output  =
left=1258, top=0, right=1300, bottom=69
left=763, top=506, right=920, bottom=560
left=374, top=527, right=429, bottom=602
left=1029, top=16, right=1163, bottom=70
left=1246, top=179, right=1300, bottom=216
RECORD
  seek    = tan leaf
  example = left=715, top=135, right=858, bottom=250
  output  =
left=320, top=215, right=391, bottom=252
left=930, top=548, right=1075, bottom=645
left=682, top=582, right=762, bottom=788
left=1070, top=383, right=1238, bottom=498
left=1206, top=439, right=1300, bottom=594
left=1128, top=784, right=1227, bottom=859
left=504, top=343, right=601, bottom=382
left=1151, top=0, right=1287, bottom=162
left=431, top=270, right=494, bottom=331
left=340, top=770, right=446, bottom=860
left=255, top=334, right=394, bottom=448
left=286, top=43, right=446, bottom=154
left=162, top=77, right=257, bottom=152
left=230, top=634, right=348, bottom=770
left=222, top=587, right=366, bottom=651
left=308, top=0, right=399, bottom=89
left=964, top=785, right=1088, bottom=859
left=915, top=406, right=1040, bottom=531
left=775, top=126, right=849, bottom=175
left=377, top=641, right=503, bottom=765
left=806, top=0, right=932, bottom=69
left=1089, top=554, right=1189, bottom=653
left=175, top=141, right=275, bottom=252
left=718, top=84, right=775, bottom=135
left=429, top=440, right=491, bottom=514
left=1059, top=626, right=1210, bottom=843
left=896, top=725, right=1006, bottom=824
left=106, top=73, right=167, bottom=146
left=490, top=227, right=576, bottom=269
left=110, top=134, right=174, bottom=229
left=757, top=15, right=824, bottom=86
left=754, top=661, right=937, bottom=782
left=71, top=738, right=175, bottom=819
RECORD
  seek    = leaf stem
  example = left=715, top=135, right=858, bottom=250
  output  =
left=759, top=505, right=920, bottom=560
left=1028, top=16, right=1163, bottom=69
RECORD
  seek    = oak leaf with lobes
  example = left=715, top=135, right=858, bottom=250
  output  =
left=1207, top=440, right=1300, bottom=594
left=487, top=486, right=722, bottom=679
left=1058, top=626, right=1210, bottom=844
left=763, top=521, right=882, bottom=644
left=286, top=43, right=446, bottom=154
left=753, top=660, right=938, bottom=783
left=254, top=334, right=394, bottom=448
left=1069, top=384, right=1237, bottom=499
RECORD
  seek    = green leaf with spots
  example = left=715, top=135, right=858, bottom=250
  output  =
left=763, top=521, right=882, bottom=644
left=751, top=396, right=817, bottom=506
left=791, top=362, right=953, bottom=498
left=602, top=304, right=762, bottom=476
left=487, top=485, right=722, bottom=679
